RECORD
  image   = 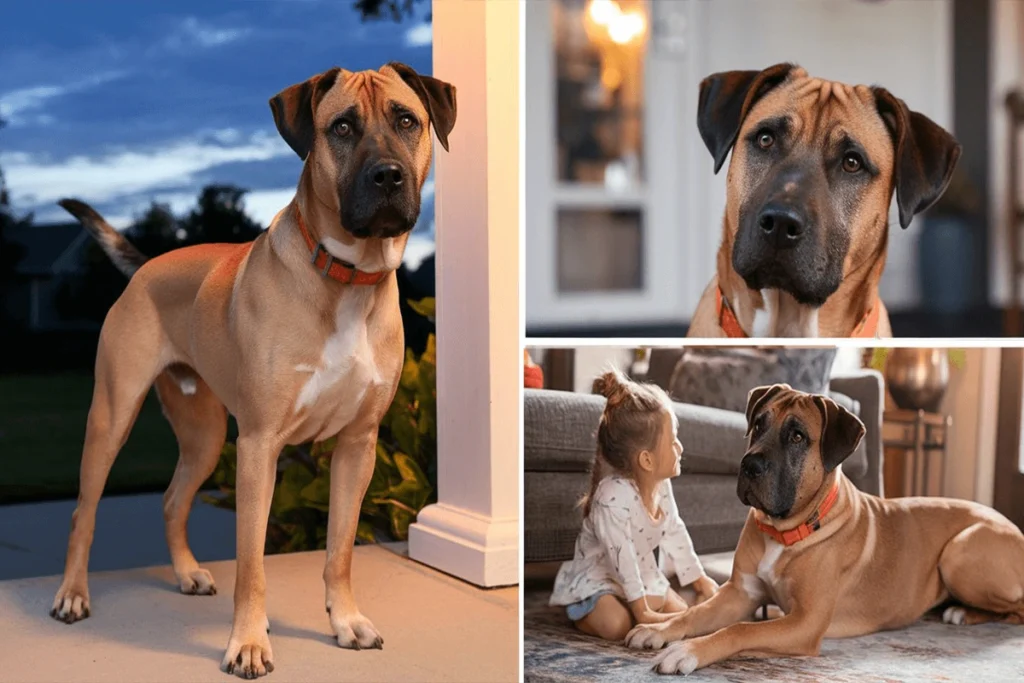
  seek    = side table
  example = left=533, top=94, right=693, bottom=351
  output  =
left=881, top=409, right=952, bottom=497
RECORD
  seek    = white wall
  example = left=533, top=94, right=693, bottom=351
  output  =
left=687, top=0, right=952, bottom=311
left=988, top=0, right=1024, bottom=307
left=573, top=347, right=635, bottom=393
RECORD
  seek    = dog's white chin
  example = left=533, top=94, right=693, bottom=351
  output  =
left=757, top=289, right=819, bottom=337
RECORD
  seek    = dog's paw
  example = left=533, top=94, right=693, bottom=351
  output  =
left=178, top=567, right=217, bottom=596
left=330, top=610, right=383, bottom=650
left=625, top=623, right=667, bottom=650
left=222, top=628, right=274, bottom=679
left=943, top=605, right=967, bottom=626
left=653, top=642, right=699, bottom=676
left=50, top=583, right=90, bottom=624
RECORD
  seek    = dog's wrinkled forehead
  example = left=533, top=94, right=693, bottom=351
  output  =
left=750, top=388, right=823, bottom=435
left=313, top=66, right=427, bottom=126
left=743, top=68, right=895, bottom=167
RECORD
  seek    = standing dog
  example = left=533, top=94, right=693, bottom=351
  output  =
left=50, top=62, right=456, bottom=679
left=686, top=64, right=961, bottom=338
left=626, top=384, right=1024, bottom=675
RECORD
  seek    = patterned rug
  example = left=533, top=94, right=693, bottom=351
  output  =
left=524, top=590, right=1024, bottom=683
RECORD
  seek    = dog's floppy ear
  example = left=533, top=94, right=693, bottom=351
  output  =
left=697, top=63, right=795, bottom=174
left=269, top=67, right=342, bottom=161
left=813, top=395, right=866, bottom=473
left=745, top=383, right=791, bottom=433
left=389, top=62, right=457, bottom=153
left=872, top=87, right=962, bottom=229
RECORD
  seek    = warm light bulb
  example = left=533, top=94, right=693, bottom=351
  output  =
left=588, top=0, right=618, bottom=27
left=608, top=10, right=645, bottom=45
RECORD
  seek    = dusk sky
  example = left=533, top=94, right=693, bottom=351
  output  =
left=0, top=0, right=435, bottom=265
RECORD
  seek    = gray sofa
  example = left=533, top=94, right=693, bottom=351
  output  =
left=524, top=354, right=884, bottom=576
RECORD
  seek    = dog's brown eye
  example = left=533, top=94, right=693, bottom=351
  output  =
left=791, top=432, right=804, bottom=444
left=399, top=114, right=415, bottom=129
left=334, top=120, right=352, bottom=137
left=757, top=132, right=774, bottom=149
left=842, top=153, right=863, bottom=173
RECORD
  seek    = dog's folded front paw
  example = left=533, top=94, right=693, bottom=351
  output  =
left=222, top=627, right=274, bottom=678
left=625, top=623, right=667, bottom=650
left=330, top=610, right=383, bottom=650
left=50, top=583, right=90, bottom=624
left=653, top=642, right=699, bottom=676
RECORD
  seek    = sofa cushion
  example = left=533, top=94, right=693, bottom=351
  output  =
left=524, top=388, right=749, bottom=475
left=668, top=347, right=838, bottom=413
left=524, top=471, right=749, bottom=563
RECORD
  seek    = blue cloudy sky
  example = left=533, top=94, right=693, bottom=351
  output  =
left=0, top=0, right=435, bottom=265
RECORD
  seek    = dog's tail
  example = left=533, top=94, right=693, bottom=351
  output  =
left=58, top=198, right=148, bottom=277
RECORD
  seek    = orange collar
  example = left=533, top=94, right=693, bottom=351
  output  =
left=715, top=286, right=880, bottom=338
left=295, top=208, right=388, bottom=286
left=755, top=481, right=841, bottom=547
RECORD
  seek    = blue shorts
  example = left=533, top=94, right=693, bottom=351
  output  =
left=565, top=590, right=617, bottom=622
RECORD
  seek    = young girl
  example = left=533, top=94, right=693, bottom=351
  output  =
left=549, top=368, right=719, bottom=641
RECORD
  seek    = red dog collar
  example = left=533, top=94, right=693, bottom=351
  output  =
left=295, top=208, right=388, bottom=286
left=715, top=287, right=880, bottom=338
left=755, top=481, right=840, bottom=547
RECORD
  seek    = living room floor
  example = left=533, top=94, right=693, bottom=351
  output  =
left=524, top=554, right=1024, bottom=683
left=0, top=543, right=519, bottom=683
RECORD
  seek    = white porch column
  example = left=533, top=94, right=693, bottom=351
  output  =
left=407, top=0, right=520, bottom=588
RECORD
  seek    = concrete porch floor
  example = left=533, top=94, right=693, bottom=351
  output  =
left=0, top=544, right=519, bottom=683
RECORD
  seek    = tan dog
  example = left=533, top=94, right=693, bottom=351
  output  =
left=49, top=62, right=456, bottom=679
left=686, top=64, right=962, bottom=338
left=626, top=384, right=1024, bottom=675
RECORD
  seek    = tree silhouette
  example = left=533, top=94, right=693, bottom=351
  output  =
left=0, top=111, right=28, bottom=332
left=354, top=0, right=428, bottom=22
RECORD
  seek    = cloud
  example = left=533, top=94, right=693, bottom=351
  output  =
left=164, top=17, right=251, bottom=51
left=0, top=71, right=128, bottom=126
left=6, top=129, right=293, bottom=209
left=404, top=23, right=432, bottom=48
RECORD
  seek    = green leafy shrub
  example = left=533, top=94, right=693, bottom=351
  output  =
left=202, top=298, right=437, bottom=552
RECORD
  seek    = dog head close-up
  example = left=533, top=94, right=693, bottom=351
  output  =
left=269, top=62, right=457, bottom=240
left=698, top=64, right=961, bottom=308
left=737, top=383, right=865, bottom=520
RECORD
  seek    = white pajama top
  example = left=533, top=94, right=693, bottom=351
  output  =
left=549, top=476, right=704, bottom=607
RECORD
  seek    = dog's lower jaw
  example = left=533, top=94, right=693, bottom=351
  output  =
left=757, top=289, right=819, bottom=337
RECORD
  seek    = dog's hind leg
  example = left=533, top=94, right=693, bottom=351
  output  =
left=939, top=521, right=1024, bottom=626
left=51, top=310, right=164, bottom=624
left=154, top=367, right=227, bottom=596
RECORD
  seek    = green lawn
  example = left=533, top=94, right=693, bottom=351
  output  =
left=0, top=374, right=183, bottom=504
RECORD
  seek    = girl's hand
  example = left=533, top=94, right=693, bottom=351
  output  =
left=628, top=596, right=687, bottom=624
left=635, top=609, right=682, bottom=624
left=691, top=574, right=720, bottom=604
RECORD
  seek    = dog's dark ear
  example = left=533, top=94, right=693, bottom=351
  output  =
left=269, top=67, right=342, bottom=160
left=872, top=87, right=962, bottom=229
left=389, top=62, right=457, bottom=152
left=697, top=63, right=795, bottom=174
left=813, top=395, right=866, bottom=473
left=745, top=383, right=791, bottom=433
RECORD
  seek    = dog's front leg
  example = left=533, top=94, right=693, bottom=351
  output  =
left=324, top=425, right=383, bottom=650
left=222, top=433, right=281, bottom=678
left=626, top=579, right=759, bottom=650
left=652, top=605, right=831, bottom=675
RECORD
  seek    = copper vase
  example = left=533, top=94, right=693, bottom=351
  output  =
left=884, top=349, right=950, bottom=413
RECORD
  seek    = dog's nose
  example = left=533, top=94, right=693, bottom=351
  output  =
left=757, top=204, right=805, bottom=249
left=370, top=162, right=404, bottom=194
left=741, top=453, right=769, bottom=479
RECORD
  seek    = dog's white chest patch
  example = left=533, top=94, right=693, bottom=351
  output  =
left=756, top=539, right=785, bottom=593
left=293, top=293, right=382, bottom=432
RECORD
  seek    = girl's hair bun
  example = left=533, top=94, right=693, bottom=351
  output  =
left=592, top=368, right=630, bottom=407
